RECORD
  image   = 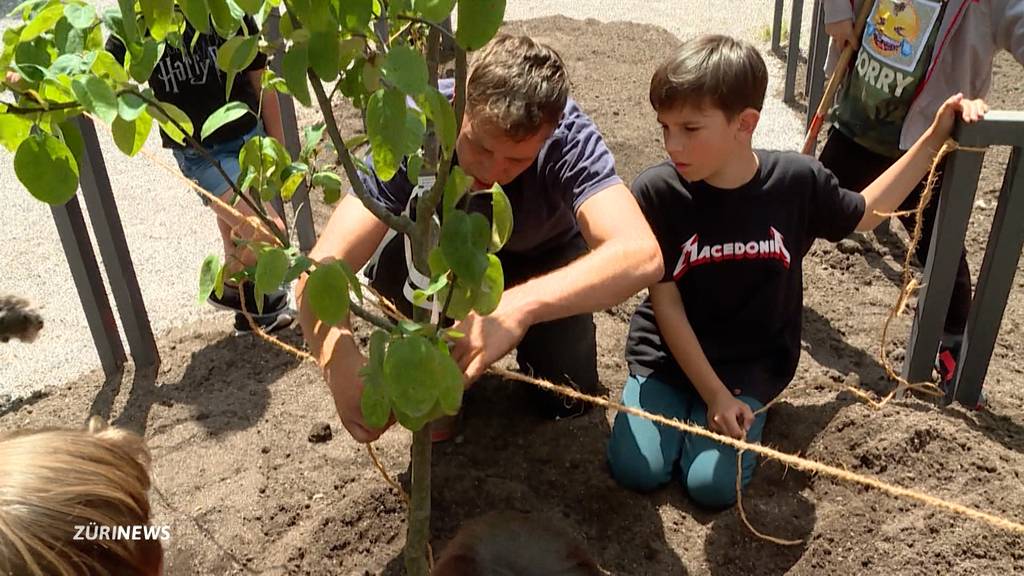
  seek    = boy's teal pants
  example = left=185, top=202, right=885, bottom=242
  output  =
left=607, top=373, right=768, bottom=509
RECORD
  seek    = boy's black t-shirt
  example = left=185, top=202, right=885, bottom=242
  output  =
left=626, top=150, right=866, bottom=403
left=106, top=17, right=267, bottom=149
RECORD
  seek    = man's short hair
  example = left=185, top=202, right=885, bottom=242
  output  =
left=650, top=35, right=768, bottom=117
left=467, top=34, right=569, bottom=140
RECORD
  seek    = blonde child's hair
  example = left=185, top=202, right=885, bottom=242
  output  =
left=0, top=416, right=161, bottom=576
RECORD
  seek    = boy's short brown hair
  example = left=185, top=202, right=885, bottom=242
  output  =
left=650, top=35, right=768, bottom=117
left=467, top=34, right=569, bottom=141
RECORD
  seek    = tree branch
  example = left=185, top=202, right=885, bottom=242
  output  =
left=1, top=101, right=81, bottom=115
left=306, top=71, right=416, bottom=237
left=394, top=15, right=457, bottom=44
left=122, top=89, right=289, bottom=248
left=350, top=300, right=395, bottom=331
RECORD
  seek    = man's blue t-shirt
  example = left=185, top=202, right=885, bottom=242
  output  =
left=357, top=79, right=622, bottom=255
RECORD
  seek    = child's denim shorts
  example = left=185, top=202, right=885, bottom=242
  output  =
left=172, top=122, right=264, bottom=205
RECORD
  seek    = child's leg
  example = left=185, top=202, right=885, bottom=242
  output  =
left=607, top=374, right=694, bottom=492
left=680, top=395, right=767, bottom=509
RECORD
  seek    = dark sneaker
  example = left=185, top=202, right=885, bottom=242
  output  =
left=233, top=310, right=295, bottom=334
left=936, top=340, right=987, bottom=411
left=209, top=282, right=289, bottom=317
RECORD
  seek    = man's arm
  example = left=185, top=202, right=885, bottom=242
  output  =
left=297, top=194, right=391, bottom=442
left=857, top=95, right=987, bottom=231
left=649, top=282, right=753, bottom=439
left=453, top=183, right=663, bottom=382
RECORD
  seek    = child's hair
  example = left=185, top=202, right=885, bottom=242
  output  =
left=432, top=511, right=602, bottom=576
left=467, top=34, right=570, bottom=141
left=650, top=34, right=768, bottom=117
left=0, top=416, right=161, bottom=576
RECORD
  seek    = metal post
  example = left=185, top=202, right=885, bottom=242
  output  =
left=784, top=0, right=805, bottom=104
left=903, top=147, right=985, bottom=384
left=806, top=0, right=830, bottom=127
left=74, top=117, right=159, bottom=369
left=954, top=146, right=1024, bottom=406
left=51, top=197, right=126, bottom=377
left=772, top=0, right=785, bottom=53
left=267, top=9, right=317, bottom=252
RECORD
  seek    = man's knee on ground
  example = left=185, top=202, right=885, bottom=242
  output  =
left=606, top=420, right=672, bottom=493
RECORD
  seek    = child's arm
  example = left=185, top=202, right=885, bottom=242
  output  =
left=248, top=69, right=286, bottom=145
left=649, top=282, right=754, bottom=439
left=856, top=94, right=988, bottom=232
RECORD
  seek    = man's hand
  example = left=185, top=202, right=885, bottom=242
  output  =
left=451, top=292, right=532, bottom=385
left=825, top=18, right=859, bottom=52
left=706, top=391, right=754, bottom=440
left=928, top=93, right=989, bottom=144
left=322, top=349, right=393, bottom=443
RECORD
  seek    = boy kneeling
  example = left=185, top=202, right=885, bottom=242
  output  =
left=607, top=35, right=986, bottom=508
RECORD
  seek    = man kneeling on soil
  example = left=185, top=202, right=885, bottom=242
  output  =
left=298, top=34, right=663, bottom=442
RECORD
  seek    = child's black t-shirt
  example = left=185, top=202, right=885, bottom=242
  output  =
left=625, top=150, right=865, bottom=403
left=106, top=17, right=267, bottom=149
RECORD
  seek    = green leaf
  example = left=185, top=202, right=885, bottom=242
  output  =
left=366, top=88, right=425, bottom=182
left=70, top=76, right=118, bottom=124
left=201, top=101, right=252, bottom=140
left=418, top=87, right=456, bottom=155
left=140, top=0, right=175, bottom=41
left=412, top=273, right=448, bottom=305
left=111, top=112, right=152, bottom=156
left=281, top=43, right=311, bottom=106
left=456, top=0, right=506, bottom=50
left=116, top=0, right=141, bottom=44
left=473, top=254, right=503, bottom=314
left=434, top=343, right=463, bottom=414
left=127, top=38, right=162, bottom=83
left=384, top=335, right=447, bottom=418
left=406, top=154, right=423, bottom=185
left=147, top=100, right=194, bottom=145
left=14, top=132, right=80, bottom=206
left=381, top=44, right=428, bottom=96
left=300, top=121, right=324, bottom=161
left=441, top=211, right=490, bottom=284
left=234, top=0, right=262, bottom=14
left=312, top=171, right=343, bottom=204
left=208, top=0, right=244, bottom=38
left=64, top=3, right=97, bottom=29
left=0, top=114, right=33, bottom=152
left=91, top=50, right=129, bottom=83
left=428, top=246, right=449, bottom=277
left=489, top=183, right=512, bottom=252
left=338, top=260, right=363, bottom=302
left=254, top=247, right=289, bottom=314
left=217, top=34, right=259, bottom=98
left=412, top=0, right=455, bottom=22
left=440, top=278, right=476, bottom=320
left=442, top=165, right=472, bottom=215
left=198, top=254, right=222, bottom=303
left=178, top=0, right=211, bottom=34
left=359, top=329, right=392, bottom=428
left=308, top=29, right=339, bottom=81
left=117, top=92, right=147, bottom=121
left=337, top=0, right=372, bottom=31
left=280, top=164, right=307, bottom=201
left=306, top=262, right=350, bottom=325
left=283, top=254, right=313, bottom=283
left=20, top=4, right=64, bottom=42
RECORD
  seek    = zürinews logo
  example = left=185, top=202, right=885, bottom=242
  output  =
left=73, top=523, right=171, bottom=541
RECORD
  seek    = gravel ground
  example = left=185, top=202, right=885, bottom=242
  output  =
left=1, top=0, right=816, bottom=407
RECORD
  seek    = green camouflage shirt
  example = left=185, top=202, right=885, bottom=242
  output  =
left=834, top=0, right=948, bottom=158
